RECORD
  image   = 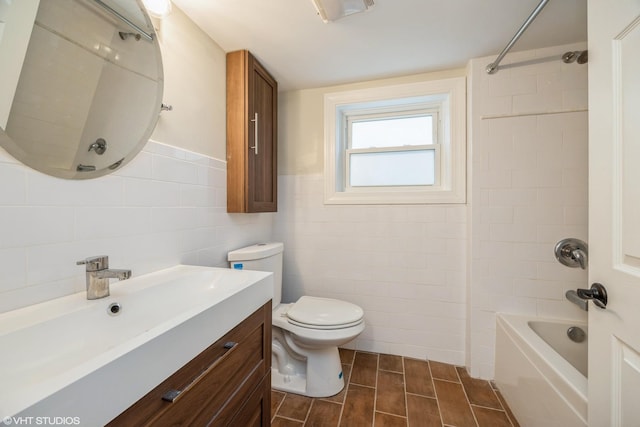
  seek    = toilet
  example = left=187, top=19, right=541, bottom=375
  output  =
left=228, top=242, right=365, bottom=397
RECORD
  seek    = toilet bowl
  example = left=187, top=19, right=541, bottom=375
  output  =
left=271, top=297, right=365, bottom=396
left=228, top=243, right=365, bottom=397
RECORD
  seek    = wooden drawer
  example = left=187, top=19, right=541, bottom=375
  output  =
left=227, top=372, right=271, bottom=427
left=108, top=302, right=271, bottom=426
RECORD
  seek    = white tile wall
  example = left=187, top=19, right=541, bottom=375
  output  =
left=272, top=42, right=588, bottom=374
left=1, top=41, right=589, bottom=380
left=468, top=42, right=589, bottom=379
left=0, top=140, right=275, bottom=314
left=274, top=174, right=467, bottom=366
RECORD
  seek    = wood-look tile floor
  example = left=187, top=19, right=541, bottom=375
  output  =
left=271, top=349, right=520, bottom=427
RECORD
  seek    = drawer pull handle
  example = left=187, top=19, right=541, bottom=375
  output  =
left=160, top=341, right=239, bottom=403
left=161, top=389, right=181, bottom=403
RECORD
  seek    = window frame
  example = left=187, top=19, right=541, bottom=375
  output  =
left=324, top=77, right=466, bottom=205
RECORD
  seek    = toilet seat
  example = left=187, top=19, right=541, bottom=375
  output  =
left=272, top=303, right=365, bottom=348
left=285, top=296, right=364, bottom=330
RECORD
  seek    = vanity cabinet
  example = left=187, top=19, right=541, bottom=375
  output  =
left=226, top=50, right=278, bottom=213
left=107, top=302, right=272, bottom=426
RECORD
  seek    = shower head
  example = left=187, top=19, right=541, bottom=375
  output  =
left=562, top=50, right=588, bottom=64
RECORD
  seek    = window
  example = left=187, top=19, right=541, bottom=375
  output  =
left=324, top=77, right=466, bottom=204
left=347, top=109, right=438, bottom=187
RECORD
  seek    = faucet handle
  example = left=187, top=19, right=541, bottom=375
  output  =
left=554, top=238, right=588, bottom=269
left=77, top=255, right=109, bottom=271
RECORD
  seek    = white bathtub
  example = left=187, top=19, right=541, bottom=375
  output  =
left=495, top=314, right=588, bottom=427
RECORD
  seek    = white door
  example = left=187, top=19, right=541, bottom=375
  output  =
left=588, top=0, right=640, bottom=426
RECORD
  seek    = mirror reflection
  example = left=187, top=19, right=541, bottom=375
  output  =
left=0, top=0, right=163, bottom=179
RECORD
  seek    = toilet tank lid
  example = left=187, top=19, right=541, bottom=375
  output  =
left=227, top=242, right=284, bottom=261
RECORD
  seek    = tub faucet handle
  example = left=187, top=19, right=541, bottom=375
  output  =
left=554, top=238, right=588, bottom=269
left=571, top=248, right=587, bottom=270
left=576, top=282, right=608, bottom=309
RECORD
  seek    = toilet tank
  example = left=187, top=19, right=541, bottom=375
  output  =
left=228, top=242, right=284, bottom=306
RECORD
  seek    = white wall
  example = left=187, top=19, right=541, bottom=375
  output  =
left=0, top=141, right=274, bottom=314
left=274, top=175, right=468, bottom=364
left=0, top=5, right=274, bottom=314
left=467, top=42, right=589, bottom=378
left=0, top=2, right=589, bottom=380
left=278, top=69, right=466, bottom=175
left=151, top=6, right=226, bottom=160
left=275, top=42, right=589, bottom=374
left=276, top=70, right=469, bottom=366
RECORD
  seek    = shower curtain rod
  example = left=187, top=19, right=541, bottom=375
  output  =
left=486, top=0, right=550, bottom=74
left=92, top=0, right=154, bottom=42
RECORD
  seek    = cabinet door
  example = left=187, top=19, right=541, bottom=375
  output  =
left=247, top=55, right=277, bottom=212
left=107, top=303, right=271, bottom=427
left=227, top=374, right=271, bottom=427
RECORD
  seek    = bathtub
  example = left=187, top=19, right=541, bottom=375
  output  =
left=495, top=314, right=588, bottom=427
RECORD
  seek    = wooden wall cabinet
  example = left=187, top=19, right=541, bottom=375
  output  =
left=107, top=302, right=272, bottom=426
left=226, top=50, right=278, bottom=213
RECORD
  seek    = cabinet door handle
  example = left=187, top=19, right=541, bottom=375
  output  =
left=160, top=341, right=237, bottom=403
left=250, top=112, right=258, bottom=155
left=161, top=389, right=181, bottom=403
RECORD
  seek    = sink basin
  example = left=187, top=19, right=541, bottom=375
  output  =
left=0, top=265, right=272, bottom=423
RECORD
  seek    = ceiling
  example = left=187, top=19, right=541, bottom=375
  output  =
left=171, top=0, right=587, bottom=91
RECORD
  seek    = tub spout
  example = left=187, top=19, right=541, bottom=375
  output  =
left=565, top=290, right=588, bottom=311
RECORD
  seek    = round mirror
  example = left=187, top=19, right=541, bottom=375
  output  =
left=0, top=0, right=163, bottom=179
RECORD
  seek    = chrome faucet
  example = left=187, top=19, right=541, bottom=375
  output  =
left=76, top=255, right=131, bottom=299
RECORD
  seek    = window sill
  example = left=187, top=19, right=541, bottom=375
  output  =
left=324, top=187, right=466, bottom=205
